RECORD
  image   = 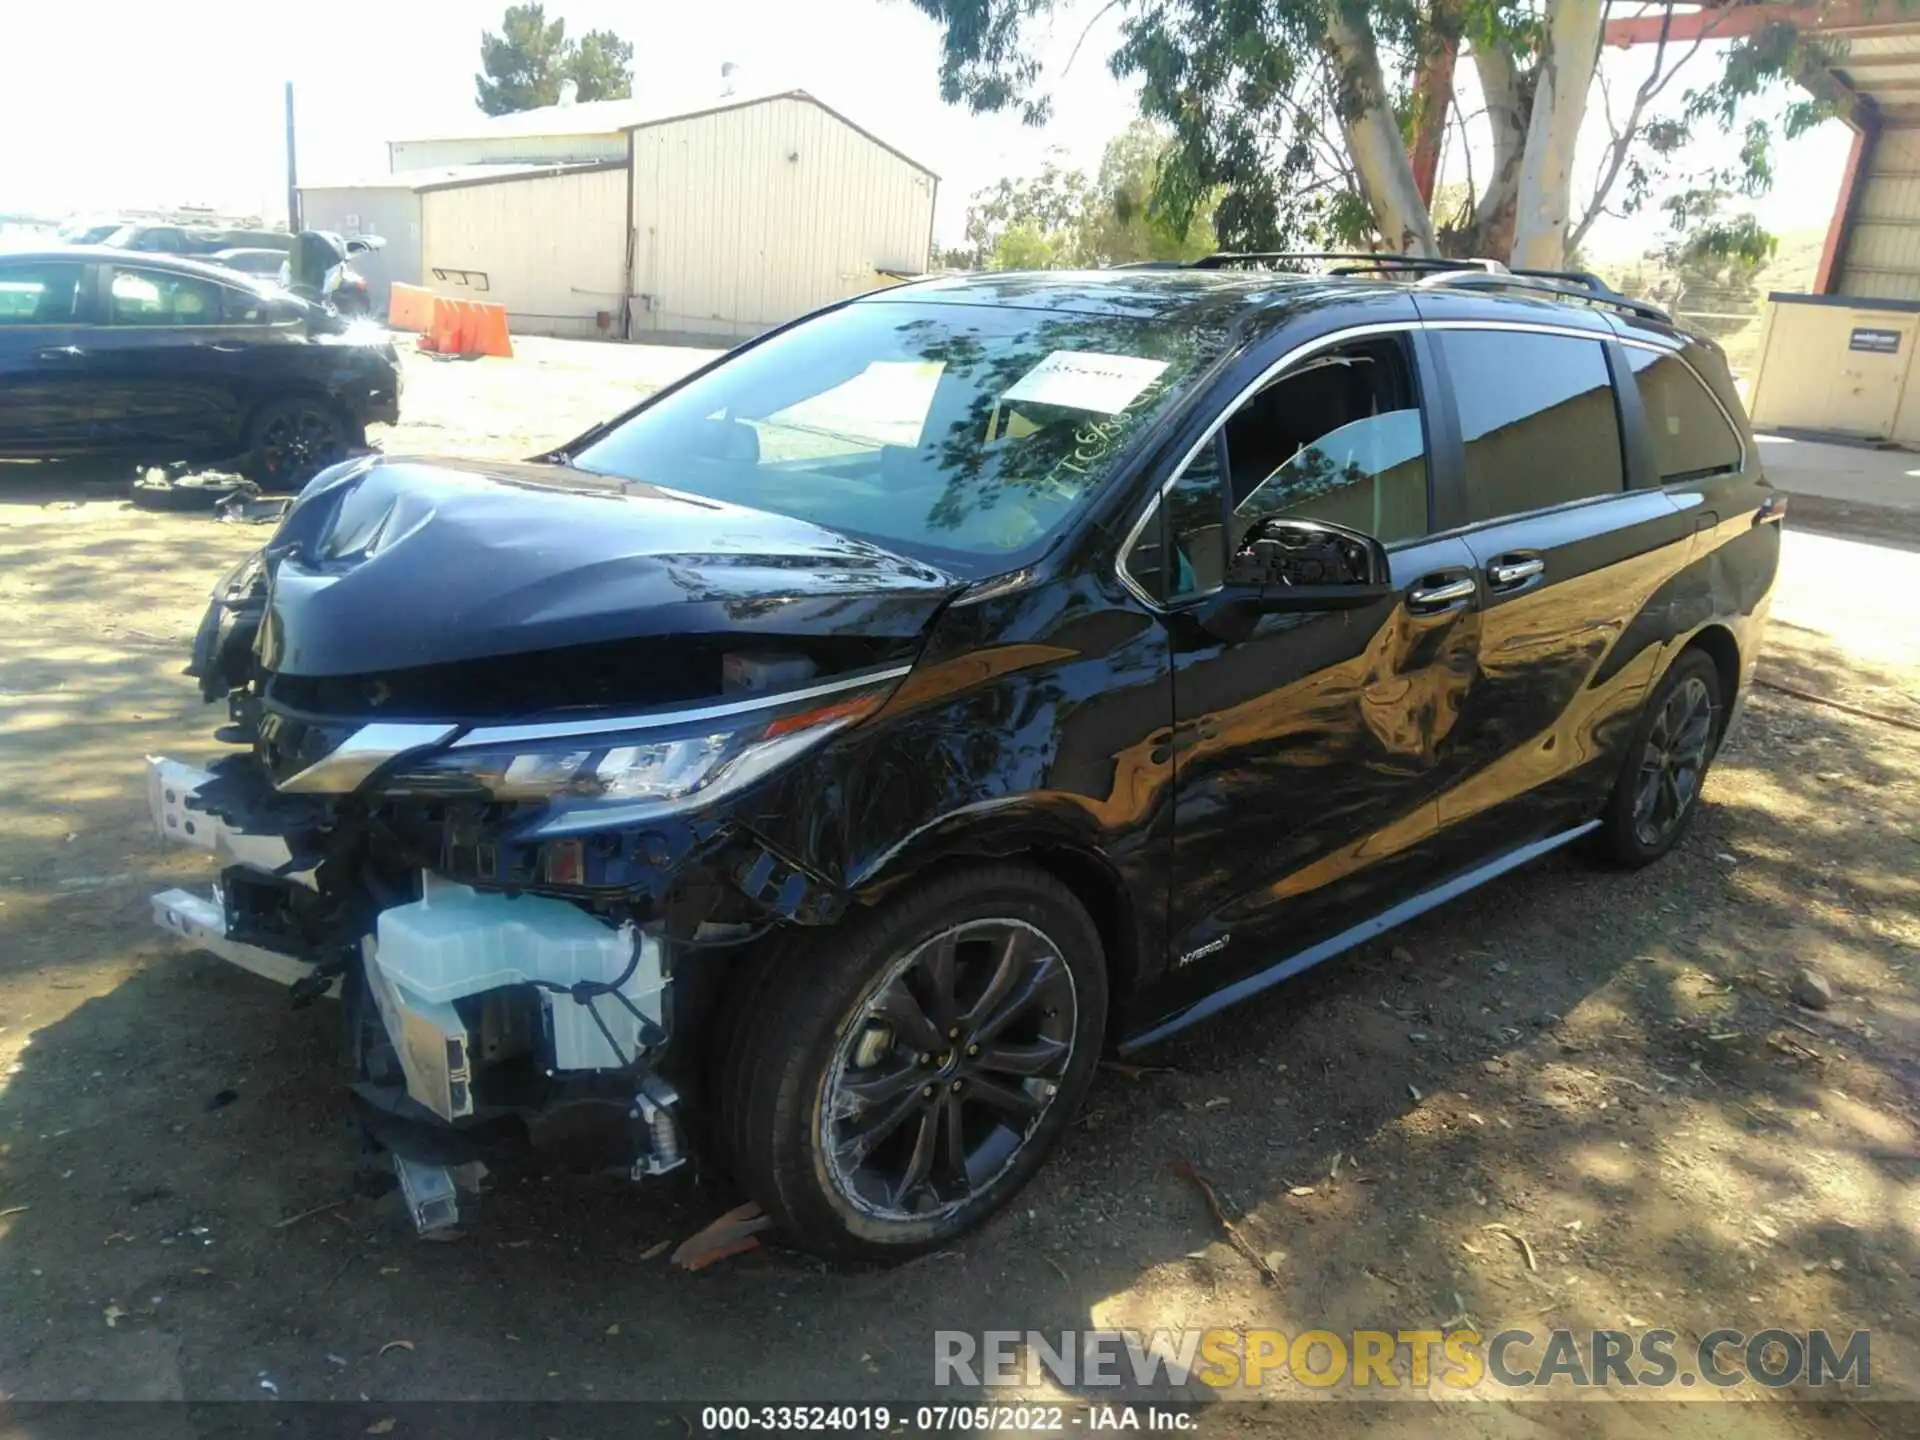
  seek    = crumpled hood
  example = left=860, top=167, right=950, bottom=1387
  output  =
left=255, top=455, right=963, bottom=677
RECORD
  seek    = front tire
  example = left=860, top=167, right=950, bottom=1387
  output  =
left=712, top=864, right=1107, bottom=1263
left=1594, top=649, right=1723, bottom=868
left=241, top=395, right=352, bottom=492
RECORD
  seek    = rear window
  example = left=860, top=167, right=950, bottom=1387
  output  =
left=1627, top=348, right=1743, bottom=481
left=1438, top=330, right=1626, bottom=524
left=571, top=300, right=1226, bottom=568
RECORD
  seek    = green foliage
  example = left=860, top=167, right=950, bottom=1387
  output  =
left=568, top=30, right=635, bottom=103
left=475, top=4, right=632, bottom=116
left=476, top=4, right=570, bottom=115
left=909, top=0, right=1843, bottom=264
left=956, top=122, right=1218, bottom=270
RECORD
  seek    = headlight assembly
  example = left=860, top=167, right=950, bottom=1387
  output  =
left=370, top=668, right=905, bottom=820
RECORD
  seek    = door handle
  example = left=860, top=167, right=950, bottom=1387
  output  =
left=33, top=345, right=82, bottom=360
left=1753, top=494, right=1788, bottom=527
left=1407, top=575, right=1476, bottom=611
left=196, top=341, right=248, bottom=353
left=1486, top=555, right=1545, bottom=589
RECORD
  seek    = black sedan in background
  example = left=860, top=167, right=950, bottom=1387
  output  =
left=0, top=248, right=399, bottom=490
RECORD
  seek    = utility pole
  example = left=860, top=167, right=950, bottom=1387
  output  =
left=284, top=82, right=301, bottom=232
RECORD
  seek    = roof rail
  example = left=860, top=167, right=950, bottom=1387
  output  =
left=1192, top=251, right=1510, bottom=277
left=1416, top=267, right=1673, bottom=325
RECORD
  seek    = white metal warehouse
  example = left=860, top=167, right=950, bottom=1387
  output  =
left=306, top=91, right=937, bottom=342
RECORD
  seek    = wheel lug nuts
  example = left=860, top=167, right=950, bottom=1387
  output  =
left=922, top=1085, right=935, bottom=1097
left=966, top=1043, right=980, bottom=1056
left=947, top=1026, right=961, bottom=1039
left=918, top=1053, right=932, bottom=1065
left=950, top=1079, right=963, bottom=1092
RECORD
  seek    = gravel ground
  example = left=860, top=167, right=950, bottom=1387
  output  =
left=0, top=338, right=1914, bottom=1432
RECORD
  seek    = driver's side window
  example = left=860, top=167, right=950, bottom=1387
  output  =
left=1122, top=334, right=1431, bottom=605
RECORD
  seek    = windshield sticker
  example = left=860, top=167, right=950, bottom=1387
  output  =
left=1003, top=351, right=1170, bottom=415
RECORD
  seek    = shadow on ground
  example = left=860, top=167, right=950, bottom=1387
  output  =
left=0, top=505, right=1912, bottom=1434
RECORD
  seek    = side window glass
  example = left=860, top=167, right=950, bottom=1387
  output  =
left=1120, top=436, right=1227, bottom=604
left=222, top=286, right=274, bottom=325
left=0, top=263, right=82, bottom=325
left=1627, top=348, right=1743, bottom=481
left=108, top=268, right=225, bottom=326
left=1439, top=331, right=1625, bottom=523
left=1222, top=337, right=1430, bottom=549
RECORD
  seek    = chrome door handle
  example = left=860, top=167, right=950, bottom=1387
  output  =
left=34, top=345, right=82, bottom=360
left=1487, top=557, right=1545, bottom=587
left=1407, top=576, right=1475, bottom=609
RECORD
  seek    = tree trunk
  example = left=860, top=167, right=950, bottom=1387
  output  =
left=1511, top=0, right=1606, bottom=269
left=1409, top=8, right=1459, bottom=208
left=1326, top=8, right=1439, bottom=256
left=1469, top=42, right=1529, bottom=261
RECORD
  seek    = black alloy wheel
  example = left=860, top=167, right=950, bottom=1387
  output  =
left=1631, top=672, right=1716, bottom=849
left=243, top=397, right=349, bottom=492
left=1595, top=649, right=1724, bottom=867
left=820, top=918, right=1077, bottom=1222
left=712, top=863, right=1107, bottom=1261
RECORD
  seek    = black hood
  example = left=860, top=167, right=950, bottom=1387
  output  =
left=255, top=456, right=963, bottom=677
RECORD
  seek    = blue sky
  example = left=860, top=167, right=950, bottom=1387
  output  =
left=0, top=0, right=1852, bottom=258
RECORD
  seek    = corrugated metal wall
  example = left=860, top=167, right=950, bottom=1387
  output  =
left=297, top=187, right=422, bottom=309
left=630, top=96, right=935, bottom=339
left=391, top=133, right=627, bottom=170
left=1839, top=128, right=1920, bottom=300
left=420, top=168, right=627, bottom=338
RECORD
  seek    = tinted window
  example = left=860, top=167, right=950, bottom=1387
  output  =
left=0, top=262, right=81, bottom=325
left=1627, top=348, right=1742, bottom=480
left=1439, top=331, right=1624, bottom=523
left=108, top=267, right=226, bottom=326
left=572, top=301, right=1226, bottom=568
left=1221, top=338, right=1428, bottom=547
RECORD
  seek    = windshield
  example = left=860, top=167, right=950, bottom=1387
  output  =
left=570, top=300, right=1225, bottom=565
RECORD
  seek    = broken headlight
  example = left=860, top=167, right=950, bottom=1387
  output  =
left=372, top=671, right=902, bottom=813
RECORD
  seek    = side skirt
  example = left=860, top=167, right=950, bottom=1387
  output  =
left=1120, top=820, right=1601, bottom=1052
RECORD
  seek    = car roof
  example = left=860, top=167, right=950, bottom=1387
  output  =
left=3, top=247, right=272, bottom=286
left=861, top=266, right=1692, bottom=349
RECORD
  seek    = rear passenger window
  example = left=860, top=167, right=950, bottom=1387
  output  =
left=1438, top=331, right=1625, bottom=523
left=1626, top=348, right=1743, bottom=480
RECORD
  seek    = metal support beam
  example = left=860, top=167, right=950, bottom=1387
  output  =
left=1817, top=103, right=1883, bottom=294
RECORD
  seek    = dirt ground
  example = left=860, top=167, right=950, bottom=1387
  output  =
left=0, top=337, right=1916, bottom=1432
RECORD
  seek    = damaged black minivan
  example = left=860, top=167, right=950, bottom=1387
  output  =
left=149, top=259, right=1780, bottom=1259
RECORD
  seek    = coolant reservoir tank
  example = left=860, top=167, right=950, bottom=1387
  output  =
left=372, top=877, right=663, bottom=1070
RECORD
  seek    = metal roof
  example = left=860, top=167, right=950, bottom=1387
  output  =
left=386, top=89, right=937, bottom=181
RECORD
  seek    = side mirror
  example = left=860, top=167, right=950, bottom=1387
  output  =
left=1198, top=518, right=1393, bottom=642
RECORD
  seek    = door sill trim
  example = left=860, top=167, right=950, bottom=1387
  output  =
left=1121, top=820, right=1602, bottom=1052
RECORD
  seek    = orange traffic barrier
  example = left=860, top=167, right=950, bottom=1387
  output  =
left=467, top=299, right=513, bottom=358
left=387, top=282, right=436, bottom=333
left=418, top=296, right=513, bottom=358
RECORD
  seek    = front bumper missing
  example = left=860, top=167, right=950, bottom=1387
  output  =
left=145, top=755, right=688, bottom=1199
left=150, top=886, right=334, bottom=994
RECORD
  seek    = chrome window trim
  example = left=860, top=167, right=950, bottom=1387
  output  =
left=451, top=663, right=915, bottom=749
left=1113, top=317, right=1735, bottom=614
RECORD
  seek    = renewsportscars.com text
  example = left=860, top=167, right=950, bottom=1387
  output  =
left=934, top=1327, right=1871, bottom=1391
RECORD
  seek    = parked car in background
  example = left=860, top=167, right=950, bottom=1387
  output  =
left=102, top=224, right=292, bottom=259
left=0, top=248, right=398, bottom=489
left=206, top=248, right=292, bottom=282
left=142, top=255, right=1780, bottom=1262
left=55, top=217, right=125, bottom=246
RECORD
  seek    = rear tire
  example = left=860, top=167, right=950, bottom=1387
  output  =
left=1593, top=649, right=1723, bottom=868
left=241, top=395, right=352, bottom=493
left=711, top=864, right=1107, bottom=1263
